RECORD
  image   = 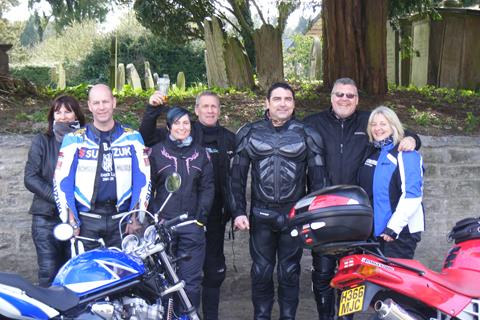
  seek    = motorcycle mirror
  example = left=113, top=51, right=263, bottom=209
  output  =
left=165, top=172, right=182, bottom=193
left=53, top=223, right=75, bottom=241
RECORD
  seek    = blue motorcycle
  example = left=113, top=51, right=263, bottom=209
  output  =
left=0, top=173, right=200, bottom=320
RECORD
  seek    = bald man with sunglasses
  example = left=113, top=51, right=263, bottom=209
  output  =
left=303, top=77, right=421, bottom=320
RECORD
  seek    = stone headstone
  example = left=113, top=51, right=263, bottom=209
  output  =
left=204, top=17, right=229, bottom=88
left=309, top=36, right=322, bottom=81
left=116, top=63, right=125, bottom=92
left=253, top=24, right=284, bottom=90
left=126, top=63, right=142, bottom=90
left=386, top=23, right=398, bottom=85
left=410, top=19, right=430, bottom=87
left=224, top=37, right=254, bottom=89
left=144, top=61, right=154, bottom=90
left=176, top=71, right=186, bottom=91
left=57, top=64, right=66, bottom=89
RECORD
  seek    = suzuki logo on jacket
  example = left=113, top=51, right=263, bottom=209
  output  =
left=79, top=146, right=132, bottom=159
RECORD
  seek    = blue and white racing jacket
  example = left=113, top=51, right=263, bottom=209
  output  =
left=53, top=122, right=151, bottom=225
left=358, top=142, right=424, bottom=237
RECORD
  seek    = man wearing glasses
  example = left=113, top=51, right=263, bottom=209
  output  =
left=304, top=77, right=420, bottom=320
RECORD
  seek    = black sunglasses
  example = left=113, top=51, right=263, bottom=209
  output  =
left=332, top=92, right=357, bottom=99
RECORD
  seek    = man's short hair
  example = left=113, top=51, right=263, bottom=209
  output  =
left=266, top=82, right=295, bottom=100
left=332, top=78, right=357, bottom=92
left=195, top=91, right=220, bottom=107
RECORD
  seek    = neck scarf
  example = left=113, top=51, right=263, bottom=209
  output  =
left=53, top=120, right=81, bottom=142
left=169, top=134, right=193, bottom=148
left=373, top=135, right=394, bottom=149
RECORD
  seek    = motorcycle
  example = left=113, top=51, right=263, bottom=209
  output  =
left=0, top=173, right=201, bottom=320
left=288, top=185, right=480, bottom=320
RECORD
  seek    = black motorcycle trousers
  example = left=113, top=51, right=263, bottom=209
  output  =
left=172, top=222, right=206, bottom=311
left=312, top=252, right=336, bottom=320
left=201, top=207, right=227, bottom=320
left=250, top=216, right=303, bottom=320
left=32, top=214, right=69, bottom=287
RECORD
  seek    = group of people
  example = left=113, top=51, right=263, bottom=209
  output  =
left=24, top=77, right=425, bottom=320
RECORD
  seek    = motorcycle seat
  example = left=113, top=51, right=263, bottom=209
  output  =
left=0, top=272, right=79, bottom=311
left=389, top=259, right=480, bottom=298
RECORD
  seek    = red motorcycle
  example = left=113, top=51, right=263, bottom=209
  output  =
left=288, top=185, right=480, bottom=320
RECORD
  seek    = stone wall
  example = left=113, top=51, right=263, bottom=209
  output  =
left=0, top=134, right=479, bottom=287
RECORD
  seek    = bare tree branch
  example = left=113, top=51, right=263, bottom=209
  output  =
left=250, top=0, right=267, bottom=25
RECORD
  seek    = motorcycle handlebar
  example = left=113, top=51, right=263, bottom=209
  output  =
left=163, top=213, right=189, bottom=229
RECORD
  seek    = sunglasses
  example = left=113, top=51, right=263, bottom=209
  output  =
left=332, top=92, right=357, bottom=99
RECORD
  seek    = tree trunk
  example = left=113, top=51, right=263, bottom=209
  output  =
left=253, top=24, right=284, bottom=91
left=323, top=0, right=387, bottom=95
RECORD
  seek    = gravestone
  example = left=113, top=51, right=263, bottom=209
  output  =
left=252, top=24, right=284, bottom=90
left=224, top=37, right=254, bottom=89
left=0, top=44, right=12, bottom=75
left=309, top=36, right=322, bottom=81
left=126, top=63, right=142, bottom=90
left=204, top=17, right=229, bottom=88
left=117, top=63, right=125, bottom=92
left=176, top=71, right=186, bottom=91
left=386, top=23, right=398, bottom=85
left=57, top=64, right=66, bottom=90
left=410, top=19, right=430, bottom=87
left=144, top=61, right=154, bottom=90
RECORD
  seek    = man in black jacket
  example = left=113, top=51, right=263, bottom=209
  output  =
left=140, top=91, right=235, bottom=320
left=303, top=77, right=419, bottom=320
left=231, top=82, right=329, bottom=320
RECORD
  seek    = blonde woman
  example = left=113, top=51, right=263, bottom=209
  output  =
left=357, top=106, right=424, bottom=259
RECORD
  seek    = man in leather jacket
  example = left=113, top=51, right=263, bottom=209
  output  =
left=140, top=91, right=235, bottom=320
left=304, top=77, right=420, bottom=320
left=231, top=82, right=329, bottom=320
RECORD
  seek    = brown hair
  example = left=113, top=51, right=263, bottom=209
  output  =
left=46, top=95, right=86, bottom=135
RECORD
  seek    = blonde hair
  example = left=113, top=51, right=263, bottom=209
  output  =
left=367, top=106, right=404, bottom=145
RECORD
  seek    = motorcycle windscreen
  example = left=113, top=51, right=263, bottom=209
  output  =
left=52, top=249, right=145, bottom=295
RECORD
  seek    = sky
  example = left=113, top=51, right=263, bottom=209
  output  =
left=4, top=0, right=50, bottom=21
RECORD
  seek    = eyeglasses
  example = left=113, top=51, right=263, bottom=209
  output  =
left=332, top=92, right=357, bottom=99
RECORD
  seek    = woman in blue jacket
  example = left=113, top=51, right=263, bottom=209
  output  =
left=358, top=106, right=424, bottom=259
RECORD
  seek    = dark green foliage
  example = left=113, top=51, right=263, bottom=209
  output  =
left=20, top=15, right=40, bottom=47
left=133, top=0, right=214, bottom=43
left=78, top=35, right=206, bottom=86
left=11, top=66, right=52, bottom=87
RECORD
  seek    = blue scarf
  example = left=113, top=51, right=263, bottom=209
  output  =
left=169, top=134, right=193, bottom=148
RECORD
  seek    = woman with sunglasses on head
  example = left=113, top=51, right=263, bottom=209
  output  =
left=149, top=106, right=214, bottom=313
left=24, top=95, right=86, bottom=287
left=358, top=106, right=424, bottom=259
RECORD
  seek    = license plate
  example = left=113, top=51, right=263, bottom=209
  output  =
left=338, top=285, right=365, bottom=316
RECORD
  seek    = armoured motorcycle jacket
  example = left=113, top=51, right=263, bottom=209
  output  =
left=230, top=116, right=328, bottom=218
left=53, top=122, right=151, bottom=225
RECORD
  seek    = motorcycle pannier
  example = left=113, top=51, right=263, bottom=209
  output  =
left=288, top=185, right=373, bottom=251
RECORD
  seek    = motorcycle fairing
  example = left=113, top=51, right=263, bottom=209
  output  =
left=53, top=248, right=145, bottom=295
left=0, top=283, right=59, bottom=320
left=333, top=254, right=473, bottom=316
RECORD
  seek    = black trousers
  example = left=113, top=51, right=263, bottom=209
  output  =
left=172, top=222, right=206, bottom=311
left=32, top=214, right=69, bottom=287
left=201, top=204, right=227, bottom=320
left=380, top=228, right=421, bottom=259
left=78, top=214, right=122, bottom=251
left=250, top=214, right=303, bottom=320
left=311, top=252, right=337, bottom=320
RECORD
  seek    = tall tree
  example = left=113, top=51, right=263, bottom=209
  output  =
left=28, top=0, right=113, bottom=31
left=0, top=0, right=19, bottom=18
left=323, top=0, right=439, bottom=95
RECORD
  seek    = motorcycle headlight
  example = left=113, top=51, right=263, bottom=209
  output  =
left=143, top=225, right=158, bottom=245
left=122, top=234, right=139, bottom=253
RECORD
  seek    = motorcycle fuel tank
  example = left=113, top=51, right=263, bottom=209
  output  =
left=52, top=248, right=145, bottom=296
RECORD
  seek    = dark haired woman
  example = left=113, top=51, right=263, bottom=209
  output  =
left=149, top=106, right=214, bottom=311
left=24, top=95, right=85, bottom=287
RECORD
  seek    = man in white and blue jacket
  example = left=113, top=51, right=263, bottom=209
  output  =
left=54, top=84, right=151, bottom=251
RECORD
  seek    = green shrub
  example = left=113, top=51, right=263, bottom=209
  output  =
left=11, top=65, right=52, bottom=87
left=78, top=35, right=206, bottom=86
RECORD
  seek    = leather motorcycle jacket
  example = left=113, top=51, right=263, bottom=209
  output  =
left=230, top=116, right=328, bottom=218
